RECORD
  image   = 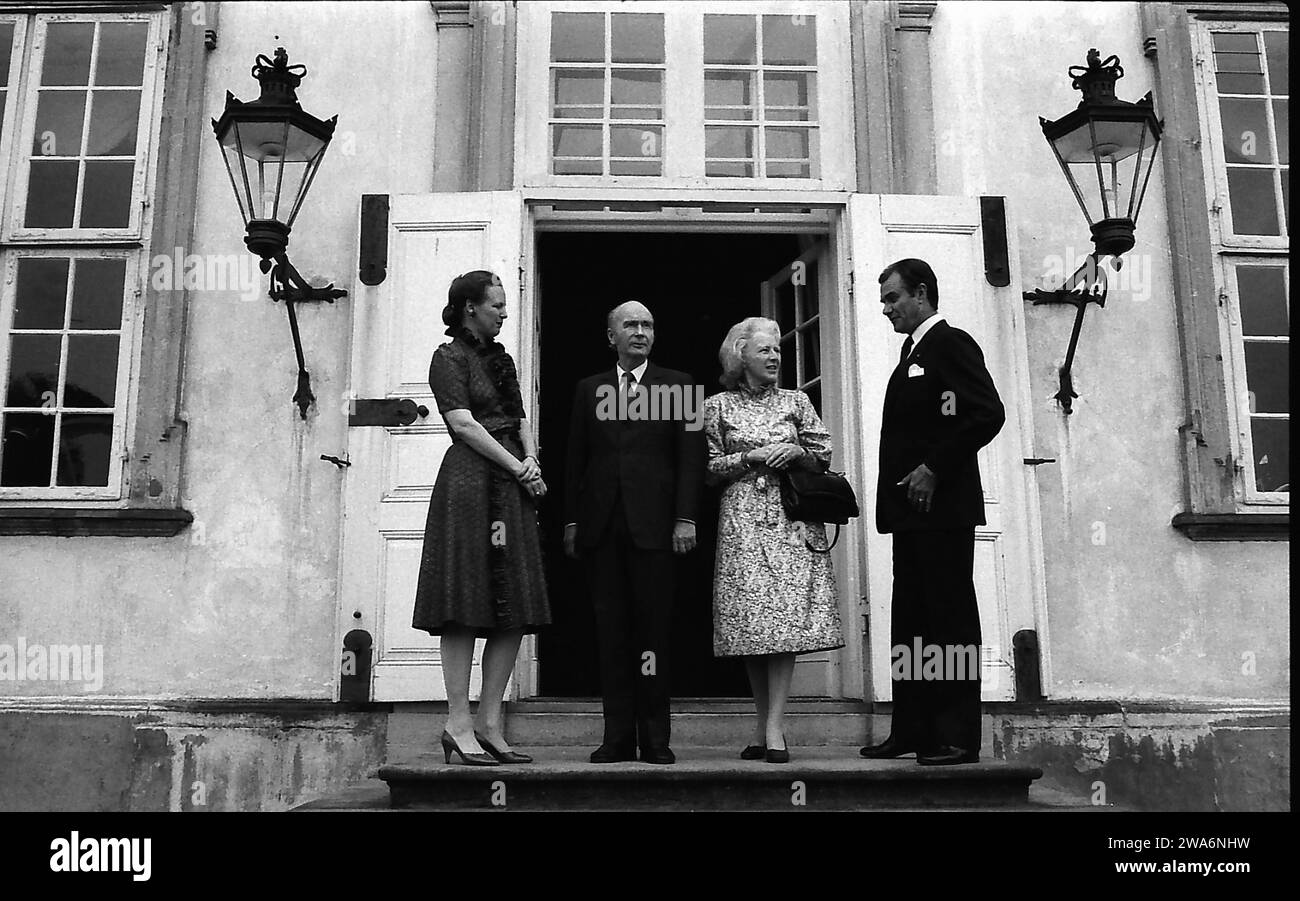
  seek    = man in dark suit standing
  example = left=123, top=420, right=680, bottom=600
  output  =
left=861, top=259, right=1005, bottom=766
left=564, top=301, right=705, bottom=765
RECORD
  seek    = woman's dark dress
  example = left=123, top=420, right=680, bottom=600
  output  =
left=412, top=329, right=551, bottom=636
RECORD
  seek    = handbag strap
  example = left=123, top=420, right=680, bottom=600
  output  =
left=805, top=523, right=840, bottom=554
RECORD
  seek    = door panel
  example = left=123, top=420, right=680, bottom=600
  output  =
left=760, top=239, right=841, bottom=697
left=339, top=191, right=524, bottom=701
left=847, top=194, right=1045, bottom=702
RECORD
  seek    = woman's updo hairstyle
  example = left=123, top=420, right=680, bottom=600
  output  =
left=441, top=270, right=502, bottom=330
left=718, top=316, right=781, bottom=389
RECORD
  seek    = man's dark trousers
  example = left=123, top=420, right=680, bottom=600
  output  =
left=584, top=494, right=673, bottom=751
left=889, top=529, right=982, bottom=754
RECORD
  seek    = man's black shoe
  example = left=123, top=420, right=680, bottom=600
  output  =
left=859, top=738, right=917, bottom=759
left=639, top=746, right=676, bottom=765
left=917, top=745, right=979, bottom=766
left=590, top=743, right=637, bottom=763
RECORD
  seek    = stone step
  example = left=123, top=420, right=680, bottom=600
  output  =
left=369, top=746, right=1044, bottom=811
left=387, top=699, right=883, bottom=758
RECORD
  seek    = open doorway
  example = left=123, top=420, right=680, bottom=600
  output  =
left=535, top=230, right=819, bottom=697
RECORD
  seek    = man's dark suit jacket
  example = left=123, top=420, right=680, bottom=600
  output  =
left=876, top=318, right=1005, bottom=533
left=565, top=363, right=705, bottom=551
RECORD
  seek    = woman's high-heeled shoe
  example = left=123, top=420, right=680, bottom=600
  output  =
left=765, top=736, right=790, bottom=764
left=441, top=730, right=499, bottom=766
left=475, top=731, right=533, bottom=764
left=740, top=744, right=766, bottom=760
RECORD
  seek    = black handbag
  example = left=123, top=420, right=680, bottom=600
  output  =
left=778, top=466, right=860, bottom=553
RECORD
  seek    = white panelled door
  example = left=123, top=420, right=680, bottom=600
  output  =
left=338, top=192, right=524, bottom=701
left=847, top=194, right=1047, bottom=702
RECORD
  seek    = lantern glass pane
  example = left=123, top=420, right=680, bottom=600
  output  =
left=1049, top=116, right=1149, bottom=163
left=218, top=141, right=253, bottom=224
left=222, top=117, right=326, bottom=163
left=1052, top=117, right=1159, bottom=222
left=281, top=150, right=328, bottom=228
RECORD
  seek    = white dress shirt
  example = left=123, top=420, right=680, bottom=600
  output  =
left=906, top=312, right=946, bottom=358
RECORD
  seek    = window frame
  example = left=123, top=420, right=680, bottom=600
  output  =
left=1144, top=1, right=1289, bottom=539
left=0, top=247, right=144, bottom=499
left=1191, top=17, right=1289, bottom=507
left=0, top=1, right=205, bottom=535
left=0, top=8, right=163, bottom=500
left=6, top=11, right=165, bottom=243
left=0, top=15, right=32, bottom=219
left=516, top=0, right=855, bottom=191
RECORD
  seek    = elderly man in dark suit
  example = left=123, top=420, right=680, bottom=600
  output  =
left=861, top=258, right=1005, bottom=766
left=564, top=301, right=705, bottom=765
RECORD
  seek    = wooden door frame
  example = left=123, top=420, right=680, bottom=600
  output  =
left=516, top=192, right=867, bottom=700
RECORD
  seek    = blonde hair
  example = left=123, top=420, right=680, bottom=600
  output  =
left=718, top=316, right=781, bottom=389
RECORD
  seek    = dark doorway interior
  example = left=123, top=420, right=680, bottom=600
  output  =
left=536, top=230, right=807, bottom=697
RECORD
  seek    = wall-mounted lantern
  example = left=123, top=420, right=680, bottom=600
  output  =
left=1025, top=49, right=1164, bottom=414
left=212, top=47, right=346, bottom=419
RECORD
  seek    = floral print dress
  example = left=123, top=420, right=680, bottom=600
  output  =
left=704, top=384, right=845, bottom=657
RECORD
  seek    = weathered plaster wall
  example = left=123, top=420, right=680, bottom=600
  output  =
left=929, top=1, right=1289, bottom=700
left=0, top=705, right=386, bottom=811
left=0, top=1, right=439, bottom=697
left=1, top=1, right=1288, bottom=708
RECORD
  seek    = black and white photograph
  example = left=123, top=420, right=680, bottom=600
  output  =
left=0, top=0, right=1288, bottom=880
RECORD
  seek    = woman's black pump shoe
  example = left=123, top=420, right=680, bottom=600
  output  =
left=476, top=731, right=533, bottom=764
left=740, top=745, right=766, bottom=760
left=441, top=730, right=499, bottom=766
left=765, top=738, right=790, bottom=764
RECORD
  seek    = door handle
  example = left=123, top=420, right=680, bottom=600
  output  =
left=349, top=398, right=430, bottom=427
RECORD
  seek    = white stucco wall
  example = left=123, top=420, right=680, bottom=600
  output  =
left=1, top=0, right=439, bottom=697
left=929, top=1, right=1289, bottom=700
left=1, top=1, right=1287, bottom=704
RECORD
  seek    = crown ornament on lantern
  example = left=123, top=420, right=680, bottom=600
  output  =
left=248, top=47, right=308, bottom=107
left=1069, top=49, right=1124, bottom=104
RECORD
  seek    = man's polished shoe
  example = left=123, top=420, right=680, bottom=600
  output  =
left=639, top=746, right=676, bottom=765
left=917, top=745, right=979, bottom=766
left=589, top=742, right=637, bottom=763
left=859, top=737, right=917, bottom=759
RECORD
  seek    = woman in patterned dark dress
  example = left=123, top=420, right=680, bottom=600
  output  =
left=412, top=270, right=551, bottom=766
left=703, top=317, right=844, bottom=764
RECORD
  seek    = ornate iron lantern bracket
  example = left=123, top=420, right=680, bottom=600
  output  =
left=262, top=253, right=347, bottom=419
left=1025, top=254, right=1109, bottom=414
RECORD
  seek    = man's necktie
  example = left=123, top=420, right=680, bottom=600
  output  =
left=623, top=370, right=637, bottom=403
left=899, top=336, right=914, bottom=365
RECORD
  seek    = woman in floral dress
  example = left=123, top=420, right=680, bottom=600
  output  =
left=703, top=317, right=844, bottom=763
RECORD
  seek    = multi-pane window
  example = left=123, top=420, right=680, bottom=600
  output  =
left=0, top=12, right=164, bottom=496
left=527, top=2, right=846, bottom=185
left=1226, top=261, right=1288, bottom=494
left=763, top=243, right=824, bottom=413
left=1, top=254, right=129, bottom=488
left=549, top=11, right=665, bottom=176
left=703, top=13, right=818, bottom=178
left=1198, top=22, right=1289, bottom=502
left=1209, top=30, right=1288, bottom=237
